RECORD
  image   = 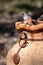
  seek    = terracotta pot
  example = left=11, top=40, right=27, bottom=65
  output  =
left=6, top=32, right=43, bottom=65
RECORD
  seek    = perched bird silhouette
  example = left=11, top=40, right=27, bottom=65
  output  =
left=22, top=12, right=32, bottom=26
left=23, top=11, right=40, bottom=25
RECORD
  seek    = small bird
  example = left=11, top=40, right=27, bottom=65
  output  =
left=22, top=12, right=32, bottom=26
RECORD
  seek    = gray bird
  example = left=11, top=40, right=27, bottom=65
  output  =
left=22, top=12, right=32, bottom=26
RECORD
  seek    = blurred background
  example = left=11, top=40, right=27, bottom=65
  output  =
left=0, top=0, right=43, bottom=65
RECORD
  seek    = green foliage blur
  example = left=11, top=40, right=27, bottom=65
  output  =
left=0, top=0, right=43, bottom=13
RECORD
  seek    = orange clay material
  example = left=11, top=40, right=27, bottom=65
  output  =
left=15, top=22, right=43, bottom=32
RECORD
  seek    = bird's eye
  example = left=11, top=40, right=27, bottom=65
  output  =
left=22, top=13, right=24, bottom=15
